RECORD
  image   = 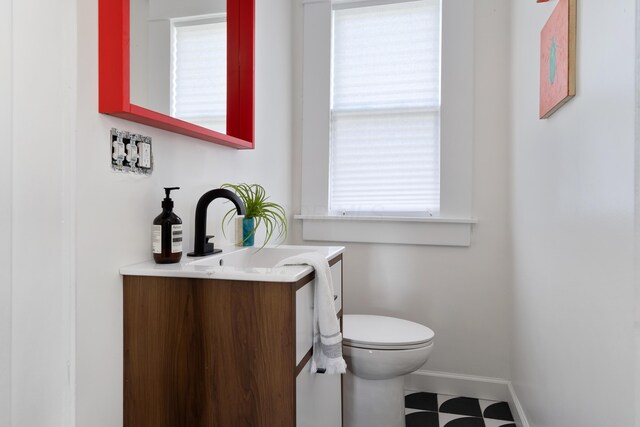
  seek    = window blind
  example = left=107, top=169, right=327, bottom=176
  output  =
left=171, top=19, right=227, bottom=133
left=330, top=0, right=441, bottom=215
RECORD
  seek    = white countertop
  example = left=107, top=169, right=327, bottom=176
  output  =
left=120, top=245, right=345, bottom=283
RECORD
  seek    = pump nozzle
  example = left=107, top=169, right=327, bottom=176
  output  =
left=162, top=187, right=180, bottom=209
left=164, top=187, right=180, bottom=198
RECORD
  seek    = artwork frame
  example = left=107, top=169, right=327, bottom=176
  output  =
left=539, top=0, right=577, bottom=119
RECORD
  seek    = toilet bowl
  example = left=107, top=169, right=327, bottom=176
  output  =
left=342, top=315, right=434, bottom=427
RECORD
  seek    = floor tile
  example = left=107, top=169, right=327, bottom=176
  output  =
left=439, top=396, right=483, bottom=417
left=437, top=394, right=457, bottom=408
left=406, top=410, right=439, bottom=427
left=478, top=400, right=495, bottom=414
left=406, top=391, right=515, bottom=427
left=484, top=419, right=516, bottom=427
left=406, top=392, right=439, bottom=412
left=483, top=401, right=514, bottom=421
left=439, top=412, right=486, bottom=427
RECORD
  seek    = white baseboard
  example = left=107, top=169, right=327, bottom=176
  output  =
left=404, top=370, right=529, bottom=427
left=507, top=381, right=530, bottom=427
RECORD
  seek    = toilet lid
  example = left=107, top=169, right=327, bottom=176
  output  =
left=343, top=315, right=434, bottom=350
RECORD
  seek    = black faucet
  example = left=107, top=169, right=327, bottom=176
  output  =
left=187, top=188, right=246, bottom=257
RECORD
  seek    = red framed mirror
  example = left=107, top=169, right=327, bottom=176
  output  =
left=99, top=0, right=254, bottom=149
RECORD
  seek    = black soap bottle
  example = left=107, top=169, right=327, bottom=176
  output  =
left=152, top=187, right=183, bottom=264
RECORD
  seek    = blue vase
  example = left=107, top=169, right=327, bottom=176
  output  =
left=242, top=217, right=255, bottom=246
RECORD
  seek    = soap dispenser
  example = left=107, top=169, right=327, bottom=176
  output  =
left=152, top=187, right=183, bottom=264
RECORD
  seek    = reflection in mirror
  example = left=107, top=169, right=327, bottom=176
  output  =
left=130, top=0, right=227, bottom=133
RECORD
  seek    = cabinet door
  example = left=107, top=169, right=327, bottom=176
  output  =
left=331, top=261, right=342, bottom=313
left=296, top=282, right=314, bottom=366
left=296, top=358, right=342, bottom=427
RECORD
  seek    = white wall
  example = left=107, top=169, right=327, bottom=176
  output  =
left=7, top=0, right=78, bottom=426
left=0, top=0, right=12, bottom=424
left=510, top=1, right=637, bottom=426
left=75, top=0, right=293, bottom=425
left=292, top=0, right=513, bottom=379
left=636, top=3, right=640, bottom=422
left=148, top=0, right=225, bottom=19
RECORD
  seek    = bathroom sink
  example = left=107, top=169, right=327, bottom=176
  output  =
left=188, top=246, right=330, bottom=268
left=120, top=245, right=344, bottom=282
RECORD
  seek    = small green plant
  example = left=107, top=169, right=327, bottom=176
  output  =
left=221, top=183, right=288, bottom=247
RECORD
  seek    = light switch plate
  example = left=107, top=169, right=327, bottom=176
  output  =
left=110, top=128, right=153, bottom=175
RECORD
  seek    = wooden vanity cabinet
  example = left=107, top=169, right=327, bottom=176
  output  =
left=123, top=254, right=343, bottom=427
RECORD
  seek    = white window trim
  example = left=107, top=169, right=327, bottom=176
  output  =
left=299, top=0, right=475, bottom=247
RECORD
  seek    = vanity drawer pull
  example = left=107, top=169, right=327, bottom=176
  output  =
left=334, top=295, right=338, bottom=301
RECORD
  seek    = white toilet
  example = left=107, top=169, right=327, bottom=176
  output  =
left=342, top=314, right=435, bottom=427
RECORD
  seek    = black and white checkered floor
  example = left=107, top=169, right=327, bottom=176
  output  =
left=405, top=391, right=516, bottom=427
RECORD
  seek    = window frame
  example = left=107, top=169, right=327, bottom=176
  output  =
left=298, top=0, right=476, bottom=246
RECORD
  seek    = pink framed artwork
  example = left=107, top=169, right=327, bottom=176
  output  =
left=539, top=0, right=577, bottom=119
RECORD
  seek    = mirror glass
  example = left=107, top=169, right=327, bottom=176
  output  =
left=130, top=0, right=228, bottom=134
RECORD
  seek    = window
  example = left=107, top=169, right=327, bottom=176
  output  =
left=171, top=16, right=227, bottom=133
left=299, top=0, right=475, bottom=246
left=330, top=1, right=441, bottom=216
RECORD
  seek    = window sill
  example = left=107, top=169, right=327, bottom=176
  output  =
left=294, top=215, right=476, bottom=246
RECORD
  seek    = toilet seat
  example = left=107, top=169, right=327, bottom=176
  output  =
left=343, top=314, right=434, bottom=350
